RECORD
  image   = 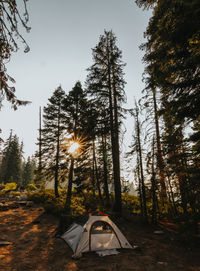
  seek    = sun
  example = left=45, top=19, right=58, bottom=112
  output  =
left=68, top=142, right=80, bottom=154
left=62, top=133, right=88, bottom=157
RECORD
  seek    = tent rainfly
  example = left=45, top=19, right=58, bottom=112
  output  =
left=61, top=213, right=132, bottom=257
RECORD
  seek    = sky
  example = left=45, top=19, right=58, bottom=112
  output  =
left=1, top=0, right=151, bottom=166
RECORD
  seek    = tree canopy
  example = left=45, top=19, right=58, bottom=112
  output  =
left=0, top=0, right=30, bottom=110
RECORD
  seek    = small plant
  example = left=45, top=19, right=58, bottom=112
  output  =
left=4, top=182, right=17, bottom=191
left=26, top=184, right=38, bottom=191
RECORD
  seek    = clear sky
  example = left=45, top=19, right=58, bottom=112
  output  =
left=1, top=0, right=151, bottom=161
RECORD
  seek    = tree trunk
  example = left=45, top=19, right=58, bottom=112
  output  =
left=135, top=107, right=147, bottom=220
left=112, top=70, right=122, bottom=213
left=166, top=173, right=178, bottom=216
left=101, top=132, right=110, bottom=207
left=54, top=104, right=61, bottom=198
left=64, top=155, right=74, bottom=214
left=152, top=87, right=167, bottom=204
left=137, top=155, right=144, bottom=217
left=38, top=106, right=42, bottom=184
left=151, top=137, right=157, bottom=223
left=93, top=139, right=103, bottom=203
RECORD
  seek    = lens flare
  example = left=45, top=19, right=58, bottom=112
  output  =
left=62, top=133, right=88, bottom=157
left=68, top=142, right=80, bottom=154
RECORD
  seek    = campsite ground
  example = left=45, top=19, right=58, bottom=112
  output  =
left=0, top=201, right=200, bottom=271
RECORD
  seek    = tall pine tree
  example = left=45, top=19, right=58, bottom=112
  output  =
left=41, top=86, right=66, bottom=197
left=0, top=131, right=23, bottom=185
left=86, top=30, right=127, bottom=213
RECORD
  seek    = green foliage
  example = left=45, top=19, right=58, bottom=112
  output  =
left=22, top=157, right=36, bottom=188
left=4, top=182, right=17, bottom=191
left=86, top=30, right=127, bottom=213
left=0, top=0, right=30, bottom=110
left=70, top=196, right=86, bottom=216
left=26, top=183, right=38, bottom=191
left=0, top=133, right=36, bottom=189
left=40, top=86, right=67, bottom=197
left=122, top=193, right=141, bottom=214
left=0, top=132, right=23, bottom=185
left=137, top=0, right=200, bottom=219
left=27, top=188, right=143, bottom=217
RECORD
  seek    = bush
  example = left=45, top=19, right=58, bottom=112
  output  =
left=4, top=182, right=17, bottom=191
left=27, top=189, right=142, bottom=217
left=122, top=193, right=140, bottom=214
left=26, top=184, right=38, bottom=191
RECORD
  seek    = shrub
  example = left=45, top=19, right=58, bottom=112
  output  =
left=26, top=184, right=38, bottom=191
left=122, top=193, right=140, bottom=214
left=4, top=182, right=17, bottom=191
left=27, top=189, right=142, bottom=217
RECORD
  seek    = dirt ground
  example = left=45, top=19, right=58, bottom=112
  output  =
left=0, top=202, right=200, bottom=271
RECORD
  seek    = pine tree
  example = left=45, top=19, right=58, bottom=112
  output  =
left=22, top=156, right=36, bottom=188
left=130, top=102, right=147, bottom=220
left=139, top=86, right=167, bottom=206
left=137, top=0, right=200, bottom=217
left=62, top=81, right=91, bottom=213
left=0, top=132, right=23, bottom=185
left=86, top=30, right=127, bottom=214
left=146, top=136, right=159, bottom=223
left=41, top=86, right=66, bottom=197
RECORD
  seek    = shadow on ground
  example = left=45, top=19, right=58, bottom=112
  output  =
left=0, top=203, right=200, bottom=271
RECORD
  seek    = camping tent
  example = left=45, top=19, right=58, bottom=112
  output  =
left=61, top=213, right=132, bottom=256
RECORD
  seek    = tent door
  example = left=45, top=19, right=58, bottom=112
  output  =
left=89, top=221, right=121, bottom=251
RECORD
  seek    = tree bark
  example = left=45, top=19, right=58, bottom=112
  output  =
left=101, top=133, right=110, bottom=207
left=64, top=155, right=74, bottom=214
left=112, top=68, right=122, bottom=213
left=54, top=103, right=61, bottom=198
left=93, top=139, right=103, bottom=203
left=152, top=87, right=167, bottom=204
left=151, top=137, right=157, bottom=223
left=135, top=106, right=147, bottom=220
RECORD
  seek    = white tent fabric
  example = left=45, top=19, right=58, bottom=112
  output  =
left=61, top=215, right=132, bottom=256
left=61, top=223, right=83, bottom=253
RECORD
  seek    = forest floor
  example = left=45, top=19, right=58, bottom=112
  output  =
left=0, top=200, right=200, bottom=271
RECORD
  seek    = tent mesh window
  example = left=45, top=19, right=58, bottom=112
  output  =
left=91, top=221, right=114, bottom=234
